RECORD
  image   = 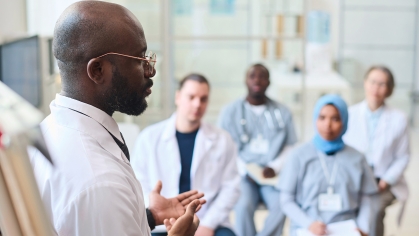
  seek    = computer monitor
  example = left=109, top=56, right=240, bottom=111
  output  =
left=0, top=36, right=41, bottom=107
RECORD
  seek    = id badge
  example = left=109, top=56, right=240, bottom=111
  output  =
left=318, top=188, right=342, bottom=212
left=249, top=135, right=269, bottom=154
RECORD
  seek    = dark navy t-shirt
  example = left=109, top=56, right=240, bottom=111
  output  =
left=176, top=129, right=199, bottom=194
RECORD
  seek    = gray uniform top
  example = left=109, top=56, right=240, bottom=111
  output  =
left=218, top=97, right=297, bottom=166
left=278, top=142, right=378, bottom=233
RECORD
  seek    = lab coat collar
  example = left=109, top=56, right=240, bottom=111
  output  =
left=360, top=100, right=386, bottom=113
left=363, top=100, right=385, bottom=118
left=161, top=113, right=217, bottom=178
left=360, top=100, right=389, bottom=138
left=162, top=114, right=178, bottom=141
left=161, top=113, right=217, bottom=141
left=358, top=101, right=371, bottom=149
left=52, top=94, right=128, bottom=163
left=191, top=129, right=215, bottom=179
left=54, top=94, right=123, bottom=142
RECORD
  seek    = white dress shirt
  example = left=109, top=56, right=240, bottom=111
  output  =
left=29, top=94, right=151, bottom=236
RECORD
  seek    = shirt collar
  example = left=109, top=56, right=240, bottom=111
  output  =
left=162, top=113, right=216, bottom=141
left=365, top=102, right=385, bottom=119
left=54, top=94, right=123, bottom=142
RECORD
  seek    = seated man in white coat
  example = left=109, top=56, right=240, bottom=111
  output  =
left=132, top=74, right=240, bottom=236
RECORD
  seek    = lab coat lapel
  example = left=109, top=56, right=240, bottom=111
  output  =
left=190, top=123, right=215, bottom=180
left=374, top=105, right=389, bottom=139
left=51, top=102, right=127, bottom=163
left=162, top=114, right=182, bottom=183
left=358, top=101, right=370, bottom=153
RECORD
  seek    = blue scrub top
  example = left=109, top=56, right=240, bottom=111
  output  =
left=218, top=97, right=297, bottom=166
left=278, top=142, right=378, bottom=230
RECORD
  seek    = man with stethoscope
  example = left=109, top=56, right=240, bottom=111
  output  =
left=218, top=64, right=297, bottom=236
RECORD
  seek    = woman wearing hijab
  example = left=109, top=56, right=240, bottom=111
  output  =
left=278, top=94, right=378, bottom=236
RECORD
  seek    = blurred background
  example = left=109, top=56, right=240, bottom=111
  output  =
left=1, top=0, right=418, bottom=235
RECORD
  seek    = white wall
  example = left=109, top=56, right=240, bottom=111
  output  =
left=26, top=0, right=79, bottom=36
left=340, top=0, right=417, bottom=118
left=308, top=0, right=341, bottom=59
left=414, top=0, right=419, bottom=126
left=0, top=0, right=27, bottom=43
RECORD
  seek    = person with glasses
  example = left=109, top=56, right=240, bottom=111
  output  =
left=28, top=2, right=205, bottom=236
left=132, top=74, right=240, bottom=236
left=218, top=64, right=297, bottom=236
left=343, top=66, right=410, bottom=236
left=278, top=94, right=378, bottom=236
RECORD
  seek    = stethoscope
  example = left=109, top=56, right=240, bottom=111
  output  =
left=239, top=100, right=285, bottom=143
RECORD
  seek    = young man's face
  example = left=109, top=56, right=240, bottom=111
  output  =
left=246, top=66, right=270, bottom=99
left=175, top=80, right=210, bottom=124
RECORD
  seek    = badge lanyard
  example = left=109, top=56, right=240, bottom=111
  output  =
left=318, top=152, right=338, bottom=194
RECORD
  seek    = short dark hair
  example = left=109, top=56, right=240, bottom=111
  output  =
left=364, top=65, right=395, bottom=97
left=248, top=63, right=270, bottom=79
left=179, top=73, right=210, bottom=90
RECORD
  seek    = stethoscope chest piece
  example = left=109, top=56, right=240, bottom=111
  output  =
left=240, top=134, right=249, bottom=143
left=239, top=100, right=285, bottom=144
left=240, top=118, right=249, bottom=143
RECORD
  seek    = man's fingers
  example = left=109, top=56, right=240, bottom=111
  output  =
left=152, top=180, right=163, bottom=194
left=192, top=214, right=200, bottom=230
left=169, top=218, right=176, bottom=225
left=320, top=225, right=327, bottom=235
left=185, top=200, right=199, bottom=215
left=192, top=199, right=206, bottom=213
left=176, top=190, right=200, bottom=201
left=195, top=204, right=202, bottom=213
left=180, top=192, right=205, bottom=205
left=176, top=190, right=198, bottom=200
left=164, top=219, right=172, bottom=231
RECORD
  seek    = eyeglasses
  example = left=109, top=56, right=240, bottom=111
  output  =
left=94, top=51, right=157, bottom=75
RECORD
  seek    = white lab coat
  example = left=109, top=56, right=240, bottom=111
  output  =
left=132, top=114, right=240, bottom=232
left=343, top=101, right=410, bottom=201
left=29, top=94, right=151, bottom=236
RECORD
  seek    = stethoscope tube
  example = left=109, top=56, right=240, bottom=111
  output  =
left=239, top=99, right=285, bottom=144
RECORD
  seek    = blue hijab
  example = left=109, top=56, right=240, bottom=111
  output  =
left=312, top=94, right=348, bottom=154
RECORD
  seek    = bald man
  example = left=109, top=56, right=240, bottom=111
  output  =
left=29, top=1, right=204, bottom=236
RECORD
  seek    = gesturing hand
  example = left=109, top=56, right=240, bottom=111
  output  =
left=378, top=180, right=389, bottom=192
left=165, top=200, right=200, bottom=236
left=309, top=221, right=327, bottom=235
left=262, top=167, right=276, bottom=178
left=148, top=181, right=206, bottom=225
left=195, top=226, right=215, bottom=236
left=356, top=228, right=369, bottom=236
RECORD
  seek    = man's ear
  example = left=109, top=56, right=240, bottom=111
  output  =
left=86, top=58, right=111, bottom=84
